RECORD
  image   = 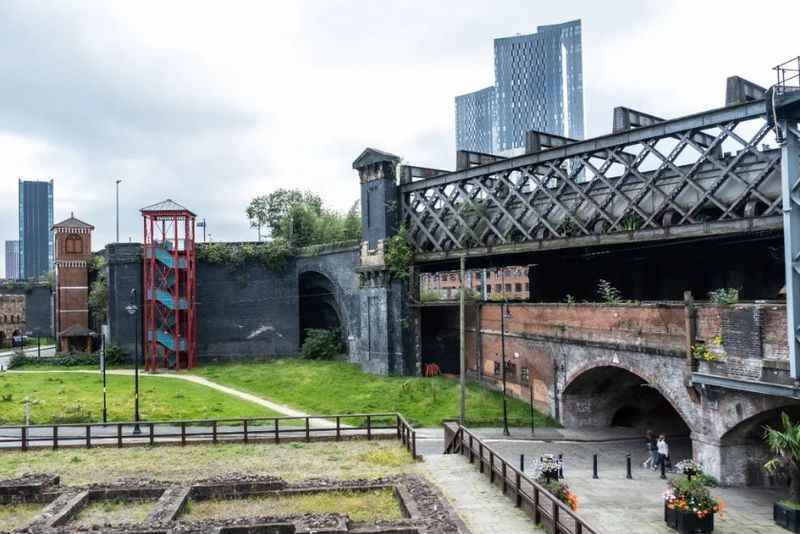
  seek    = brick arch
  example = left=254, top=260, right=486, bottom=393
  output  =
left=562, top=359, right=696, bottom=434
left=297, top=268, right=349, bottom=345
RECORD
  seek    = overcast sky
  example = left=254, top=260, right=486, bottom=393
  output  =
left=0, top=0, right=798, bottom=273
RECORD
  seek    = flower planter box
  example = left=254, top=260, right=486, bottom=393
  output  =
left=665, top=503, right=714, bottom=533
left=775, top=502, right=800, bottom=532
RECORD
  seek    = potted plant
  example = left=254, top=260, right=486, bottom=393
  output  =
left=663, top=474, right=724, bottom=533
left=764, top=412, right=800, bottom=532
left=532, top=455, right=578, bottom=511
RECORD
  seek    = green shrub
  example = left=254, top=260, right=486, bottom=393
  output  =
left=596, top=279, right=622, bottom=304
left=384, top=227, right=412, bottom=280
left=301, top=329, right=343, bottom=360
left=708, top=288, right=739, bottom=305
left=10, top=348, right=125, bottom=369
left=420, top=289, right=441, bottom=302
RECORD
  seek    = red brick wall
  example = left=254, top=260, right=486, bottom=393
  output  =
left=465, top=302, right=789, bottom=408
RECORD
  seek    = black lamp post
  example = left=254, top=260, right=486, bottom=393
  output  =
left=101, top=333, right=107, bottom=424
left=529, top=371, right=535, bottom=435
left=125, top=289, right=141, bottom=434
left=500, top=302, right=511, bottom=436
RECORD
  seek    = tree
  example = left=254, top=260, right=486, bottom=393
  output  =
left=764, top=412, right=800, bottom=503
left=246, top=190, right=361, bottom=247
left=343, top=200, right=362, bottom=241
left=245, top=189, right=323, bottom=241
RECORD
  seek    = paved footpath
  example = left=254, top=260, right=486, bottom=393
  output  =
left=463, top=434, right=784, bottom=534
left=422, top=454, right=535, bottom=534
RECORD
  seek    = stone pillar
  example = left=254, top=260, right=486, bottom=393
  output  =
left=106, top=242, right=143, bottom=358
left=352, top=148, right=415, bottom=375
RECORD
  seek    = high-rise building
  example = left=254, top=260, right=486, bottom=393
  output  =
left=455, top=86, right=496, bottom=154
left=18, top=179, right=54, bottom=279
left=455, top=19, right=584, bottom=155
left=4, top=240, right=19, bottom=279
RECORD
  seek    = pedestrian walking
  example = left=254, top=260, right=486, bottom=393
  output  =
left=643, top=430, right=658, bottom=469
left=657, top=434, right=670, bottom=471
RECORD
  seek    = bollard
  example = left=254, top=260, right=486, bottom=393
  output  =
left=626, top=453, right=632, bottom=479
left=520, top=454, right=525, bottom=472
left=660, top=457, right=667, bottom=479
left=592, top=454, right=598, bottom=479
left=558, top=453, right=564, bottom=479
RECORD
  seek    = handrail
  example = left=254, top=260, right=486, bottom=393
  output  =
left=449, top=423, right=601, bottom=534
left=0, top=412, right=415, bottom=455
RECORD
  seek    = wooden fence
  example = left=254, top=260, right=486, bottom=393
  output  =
left=445, top=422, right=601, bottom=534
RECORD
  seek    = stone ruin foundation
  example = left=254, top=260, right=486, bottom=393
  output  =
left=0, top=473, right=469, bottom=534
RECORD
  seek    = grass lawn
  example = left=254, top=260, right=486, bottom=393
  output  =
left=0, top=372, right=285, bottom=424
left=185, top=488, right=401, bottom=523
left=194, top=359, right=556, bottom=428
left=0, top=503, right=42, bottom=531
left=71, top=499, right=154, bottom=527
left=0, top=441, right=416, bottom=485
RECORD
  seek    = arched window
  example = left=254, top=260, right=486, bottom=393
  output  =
left=65, top=234, right=83, bottom=254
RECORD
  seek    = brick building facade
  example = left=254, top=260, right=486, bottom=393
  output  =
left=0, top=294, right=25, bottom=346
left=53, top=214, right=95, bottom=352
left=420, top=266, right=529, bottom=301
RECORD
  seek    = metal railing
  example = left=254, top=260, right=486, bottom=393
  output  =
left=0, top=413, right=417, bottom=456
left=446, top=423, right=601, bottom=534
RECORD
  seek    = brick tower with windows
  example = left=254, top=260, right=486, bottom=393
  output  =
left=53, top=213, right=95, bottom=352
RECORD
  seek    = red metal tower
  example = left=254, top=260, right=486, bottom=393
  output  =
left=141, top=200, right=196, bottom=370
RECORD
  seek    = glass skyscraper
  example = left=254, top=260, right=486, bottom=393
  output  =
left=455, top=19, right=584, bottom=155
left=4, top=241, right=19, bottom=279
left=18, top=179, right=54, bottom=279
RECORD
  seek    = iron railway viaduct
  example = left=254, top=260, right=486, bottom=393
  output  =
left=105, top=74, right=800, bottom=486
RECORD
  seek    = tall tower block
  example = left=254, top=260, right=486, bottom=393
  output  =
left=141, top=200, right=196, bottom=370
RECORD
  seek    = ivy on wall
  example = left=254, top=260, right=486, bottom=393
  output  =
left=196, top=239, right=292, bottom=271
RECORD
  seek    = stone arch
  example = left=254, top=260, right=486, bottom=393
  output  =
left=298, top=269, right=347, bottom=348
left=562, top=363, right=693, bottom=436
left=717, top=403, right=800, bottom=486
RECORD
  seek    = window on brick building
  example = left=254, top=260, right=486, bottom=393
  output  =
left=493, top=361, right=500, bottom=376
left=521, top=367, right=529, bottom=382
left=506, top=361, right=517, bottom=377
left=65, top=234, right=83, bottom=254
left=505, top=284, right=512, bottom=292
left=495, top=284, right=501, bottom=292
left=487, top=285, right=492, bottom=293
left=515, top=283, right=522, bottom=292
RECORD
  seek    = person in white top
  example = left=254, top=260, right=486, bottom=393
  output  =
left=656, top=434, right=669, bottom=470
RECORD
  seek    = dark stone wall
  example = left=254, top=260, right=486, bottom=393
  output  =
left=106, top=243, right=361, bottom=363
left=24, top=286, right=53, bottom=337
left=196, top=260, right=299, bottom=361
left=361, top=176, right=398, bottom=249
left=106, top=243, right=143, bottom=356
left=0, top=284, right=53, bottom=337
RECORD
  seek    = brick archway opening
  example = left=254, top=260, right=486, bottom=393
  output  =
left=298, top=271, right=343, bottom=347
left=718, top=404, right=800, bottom=487
left=562, top=365, right=691, bottom=436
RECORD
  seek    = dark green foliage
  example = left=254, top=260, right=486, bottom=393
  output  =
left=384, top=226, right=412, bottom=280
left=708, top=288, right=739, bottom=305
left=10, top=347, right=126, bottom=369
left=245, top=189, right=361, bottom=246
left=196, top=240, right=291, bottom=271
left=88, top=275, right=108, bottom=324
left=301, top=329, right=343, bottom=360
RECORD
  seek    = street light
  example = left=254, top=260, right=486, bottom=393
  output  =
left=115, top=179, right=122, bottom=243
left=197, top=218, right=207, bottom=243
left=500, top=301, right=512, bottom=436
left=125, top=288, right=141, bottom=434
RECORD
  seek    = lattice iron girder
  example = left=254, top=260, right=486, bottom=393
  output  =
left=401, top=101, right=782, bottom=255
left=781, top=122, right=800, bottom=378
